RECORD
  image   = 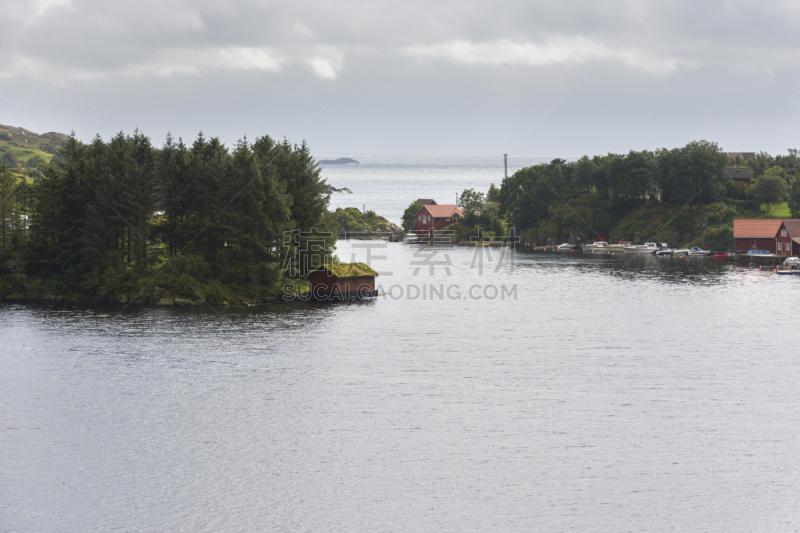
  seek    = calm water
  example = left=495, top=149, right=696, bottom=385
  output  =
left=2, top=241, right=800, bottom=532
left=321, top=156, right=551, bottom=225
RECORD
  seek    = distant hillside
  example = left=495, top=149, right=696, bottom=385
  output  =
left=0, top=124, right=69, bottom=170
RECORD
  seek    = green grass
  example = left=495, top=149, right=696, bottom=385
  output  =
left=0, top=145, right=54, bottom=164
left=760, top=202, right=791, bottom=218
left=0, top=123, right=68, bottom=169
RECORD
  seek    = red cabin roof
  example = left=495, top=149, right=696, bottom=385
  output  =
left=733, top=219, right=800, bottom=239
left=423, top=204, right=464, bottom=218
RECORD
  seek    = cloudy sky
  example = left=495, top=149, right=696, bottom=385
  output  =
left=2, top=0, right=799, bottom=157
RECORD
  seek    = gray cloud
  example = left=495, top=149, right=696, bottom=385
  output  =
left=1, top=0, right=799, bottom=155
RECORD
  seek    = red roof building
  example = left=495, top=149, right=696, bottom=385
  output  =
left=416, top=199, right=437, bottom=205
left=733, top=219, right=800, bottom=255
left=415, top=204, right=463, bottom=237
left=722, top=168, right=752, bottom=186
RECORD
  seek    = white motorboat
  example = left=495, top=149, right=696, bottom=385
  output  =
left=582, top=241, right=610, bottom=252
left=672, top=248, right=689, bottom=255
left=688, top=246, right=712, bottom=256
left=623, top=242, right=667, bottom=254
left=402, top=232, right=421, bottom=244
left=607, top=241, right=630, bottom=252
left=655, top=248, right=674, bottom=256
left=557, top=243, right=580, bottom=251
left=783, top=256, right=800, bottom=267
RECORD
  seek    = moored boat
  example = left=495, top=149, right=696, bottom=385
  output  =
left=623, top=242, right=667, bottom=254
left=402, top=232, right=421, bottom=244
left=688, top=246, right=713, bottom=257
left=712, top=253, right=729, bottom=259
left=607, top=241, right=631, bottom=252
left=556, top=243, right=580, bottom=251
left=582, top=241, right=610, bottom=253
left=672, top=248, right=689, bottom=256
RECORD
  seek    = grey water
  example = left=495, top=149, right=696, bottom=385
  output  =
left=321, top=155, right=552, bottom=225
left=3, top=239, right=800, bottom=532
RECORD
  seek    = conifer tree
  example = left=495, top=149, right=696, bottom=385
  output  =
left=0, top=164, right=17, bottom=252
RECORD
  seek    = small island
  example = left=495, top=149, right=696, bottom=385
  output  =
left=326, top=185, right=353, bottom=194
left=318, top=157, right=359, bottom=165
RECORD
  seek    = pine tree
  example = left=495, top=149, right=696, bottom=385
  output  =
left=0, top=164, right=17, bottom=252
left=53, top=134, right=89, bottom=281
left=26, top=166, right=64, bottom=275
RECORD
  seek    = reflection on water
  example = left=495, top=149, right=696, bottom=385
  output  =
left=1, top=242, right=798, bottom=532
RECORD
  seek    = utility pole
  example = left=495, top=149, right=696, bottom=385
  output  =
left=503, top=154, right=508, bottom=179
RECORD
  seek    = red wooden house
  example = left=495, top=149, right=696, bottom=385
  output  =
left=306, top=263, right=378, bottom=301
left=415, top=204, right=464, bottom=237
left=722, top=168, right=752, bottom=186
left=733, top=219, right=800, bottom=255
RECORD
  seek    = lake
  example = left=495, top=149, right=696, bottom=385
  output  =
left=2, top=240, right=799, bottom=532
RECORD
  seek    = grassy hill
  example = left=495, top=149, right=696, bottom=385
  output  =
left=759, top=202, right=792, bottom=218
left=0, top=124, right=69, bottom=179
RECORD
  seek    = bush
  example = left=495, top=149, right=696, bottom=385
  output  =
left=700, top=226, right=734, bottom=251
left=207, top=280, right=226, bottom=304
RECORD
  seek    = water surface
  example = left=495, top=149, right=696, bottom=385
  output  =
left=2, top=243, right=799, bottom=531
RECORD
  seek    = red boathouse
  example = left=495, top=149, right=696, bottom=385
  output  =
left=733, top=219, right=800, bottom=255
left=415, top=204, right=464, bottom=238
left=306, top=262, right=378, bottom=300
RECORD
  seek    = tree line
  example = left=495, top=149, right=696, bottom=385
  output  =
left=0, top=130, right=332, bottom=300
left=496, top=140, right=800, bottom=232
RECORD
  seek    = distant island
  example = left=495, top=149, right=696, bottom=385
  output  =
left=326, top=185, right=353, bottom=194
left=318, top=157, right=359, bottom=165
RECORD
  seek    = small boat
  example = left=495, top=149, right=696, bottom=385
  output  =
left=557, top=243, right=579, bottom=251
left=582, top=241, right=610, bottom=253
left=655, top=248, right=674, bottom=256
left=688, top=246, right=713, bottom=256
left=747, top=249, right=770, bottom=255
left=623, top=242, right=667, bottom=254
left=783, top=256, right=800, bottom=267
left=672, top=248, right=689, bottom=255
left=606, top=241, right=629, bottom=252
left=712, top=253, right=729, bottom=259
left=402, top=233, right=421, bottom=244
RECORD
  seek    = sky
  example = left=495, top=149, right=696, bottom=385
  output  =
left=2, top=0, right=800, bottom=158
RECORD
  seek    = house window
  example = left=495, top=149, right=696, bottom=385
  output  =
left=782, top=229, right=787, bottom=237
left=778, top=243, right=783, bottom=252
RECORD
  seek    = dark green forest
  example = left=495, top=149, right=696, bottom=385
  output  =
left=494, top=141, right=800, bottom=247
left=0, top=130, right=333, bottom=303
